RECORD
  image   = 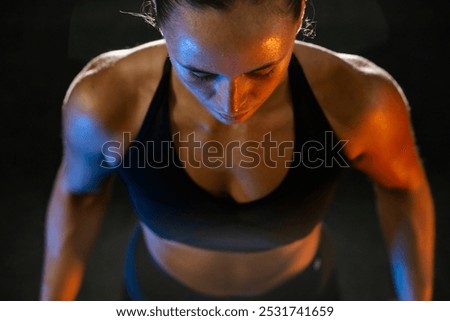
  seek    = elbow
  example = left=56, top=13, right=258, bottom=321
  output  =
left=373, top=167, right=431, bottom=195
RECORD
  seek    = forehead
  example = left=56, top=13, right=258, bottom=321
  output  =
left=163, top=2, right=296, bottom=73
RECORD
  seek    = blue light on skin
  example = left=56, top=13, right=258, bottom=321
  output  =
left=390, top=232, right=415, bottom=300
left=46, top=112, right=116, bottom=267
left=63, top=112, right=115, bottom=193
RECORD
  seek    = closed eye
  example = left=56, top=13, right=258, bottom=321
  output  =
left=190, top=70, right=216, bottom=81
left=248, top=68, right=275, bottom=78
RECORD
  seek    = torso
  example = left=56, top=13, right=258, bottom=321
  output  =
left=73, top=40, right=384, bottom=296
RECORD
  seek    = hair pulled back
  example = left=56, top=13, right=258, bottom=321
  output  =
left=141, top=0, right=305, bottom=29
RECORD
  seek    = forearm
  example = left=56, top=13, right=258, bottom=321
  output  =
left=41, top=243, right=87, bottom=301
left=40, top=169, right=113, bottom=300
left=374, top=181, right=435, bottom=300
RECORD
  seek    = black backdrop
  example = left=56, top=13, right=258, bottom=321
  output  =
left=1, top=0, right=449, bottom=300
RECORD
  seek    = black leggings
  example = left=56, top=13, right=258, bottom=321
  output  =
left=123, top=225, right=341, bottom=300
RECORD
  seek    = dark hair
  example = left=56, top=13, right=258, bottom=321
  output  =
left=140, top=0, right=304, bottom=29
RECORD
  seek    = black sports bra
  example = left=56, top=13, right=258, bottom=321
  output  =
left=116, top=55, right=347, bottom=251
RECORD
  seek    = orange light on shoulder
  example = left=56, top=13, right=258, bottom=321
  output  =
left=350, top=90, right=424, bottom=191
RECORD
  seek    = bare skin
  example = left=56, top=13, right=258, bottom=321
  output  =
left=41, top=2, right=434, bottom=300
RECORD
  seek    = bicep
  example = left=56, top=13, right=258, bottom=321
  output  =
left=61, top=99, right=116, bottom=194
left=350, top=79, right=425, bottom=190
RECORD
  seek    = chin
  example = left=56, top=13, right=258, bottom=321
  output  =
left=215, top=109, right=255, bottom=125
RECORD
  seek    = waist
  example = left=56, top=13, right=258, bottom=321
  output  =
left=140, top=222, right=322, bottom=297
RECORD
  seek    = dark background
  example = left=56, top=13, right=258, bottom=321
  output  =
left=1, top=0, right=449, bottom=300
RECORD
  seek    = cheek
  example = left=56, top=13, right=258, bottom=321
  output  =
left=187, top=82, right=215, bottom=101
left=248, top=76, right=283, bottom=101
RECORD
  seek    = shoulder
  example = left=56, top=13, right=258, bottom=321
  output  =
left=293, top=41, right=411, bottom=161
left=63, top=39, right=169, bottom=152
left=293, top=40, right=404, bottom=122
left=64, top=39, right=168, bottom=134
left=61, top=40, right=169, bottom=191
left=294, top=42, right=423, bottom=189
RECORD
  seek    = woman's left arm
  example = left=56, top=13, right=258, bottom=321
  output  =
left=345, top=73, right=435, bottom=300
left=374, top=174, right=434, bottom=300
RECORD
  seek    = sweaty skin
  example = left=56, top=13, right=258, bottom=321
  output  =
left=164, top=2, right=299, bottom=125
left=41, top=1, right=434, bottom=300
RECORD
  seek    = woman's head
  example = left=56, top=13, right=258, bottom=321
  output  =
left=145, top=0, right=306, bottom=124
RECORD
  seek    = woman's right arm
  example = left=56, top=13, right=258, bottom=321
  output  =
left=40, top=43, right=165, bottom=299
left=40, top=71, right=118, bottom=300
left=40, top=163, right=114, bottom=300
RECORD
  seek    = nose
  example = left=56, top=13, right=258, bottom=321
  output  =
left=215, top=76, right=247, bottom=114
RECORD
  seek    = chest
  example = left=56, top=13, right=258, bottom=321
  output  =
left=170, top=104, right=295, bottom=203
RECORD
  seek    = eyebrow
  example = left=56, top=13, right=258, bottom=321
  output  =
left=177, top=57, right=283, bottom=75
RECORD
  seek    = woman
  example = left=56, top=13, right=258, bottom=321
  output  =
left=40, top=0, right=435, bottom=300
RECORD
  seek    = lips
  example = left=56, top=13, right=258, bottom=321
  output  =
left=217, top=110, right=251, bottom=122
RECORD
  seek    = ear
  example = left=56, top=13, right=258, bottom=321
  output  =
left=300, top=0, right=307, bottom=19
left=295, top=0, right=306, bottom=33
